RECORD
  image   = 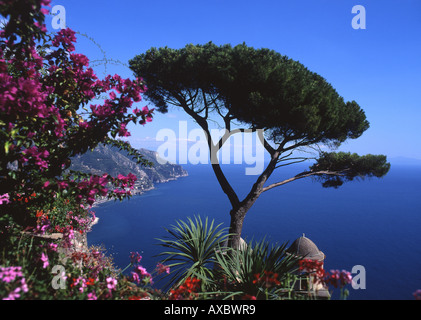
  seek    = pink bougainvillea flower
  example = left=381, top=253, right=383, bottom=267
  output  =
left=0, top=193, right=10, bottom=205
left=70, top=53, right=89, bottom=67
left=117, top=122, right=131, bottom=137
left=87, top=292, right=97, bottom=300
left=106, top=277, right=117, bottom=291
left=156, top=263, right=170, bottom=275
left=40, top=253, right=49, bottom=269
left=130, top=251, right=142, bottom=264
left=52, top=28, right=77, bottom=52
left=0, top=266, right=23, bottom=283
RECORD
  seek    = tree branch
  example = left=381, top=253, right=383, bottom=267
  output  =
left=261, top=170, right=345, bottom=193
left=177, top=98, right=241, bottom=208
left=256, top=129, right=276, bottom=156
left=214, top=128, right=245, bottom=151
left=275, top=158, right=309, bottom=169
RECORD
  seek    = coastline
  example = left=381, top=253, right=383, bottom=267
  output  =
left=91, top=172, right=188, bottom=208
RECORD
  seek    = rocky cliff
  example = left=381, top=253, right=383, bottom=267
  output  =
left=70, top=144, right=188, bottom=194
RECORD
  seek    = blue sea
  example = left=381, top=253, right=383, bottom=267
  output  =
left=88, top=162, right=421, bottom=300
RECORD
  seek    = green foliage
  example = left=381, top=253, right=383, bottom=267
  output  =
left=103, top=138, right=152, bottom=167
left=130, top=42, right=391, bottom=251
left=156, top=215, right=229, bottom=289
left=311, top=152, right=391, bottom=188
left=155, top=216, right=304, bottom=300
left=0, top=1, right=155, bottom=300
left=214, top=239, right=299, bottom=299
left=0, top=221, right=157, bottom=300
left=129, top=42, right=369, bottom=145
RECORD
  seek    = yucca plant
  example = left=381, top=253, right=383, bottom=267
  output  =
left=156, top=215, right=230, bottom=291
left=214, top=238, right=300, bottom=299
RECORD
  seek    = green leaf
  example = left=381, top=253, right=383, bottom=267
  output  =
left=129, top=43, right=370, bottom=145
left=4, top=141, right=11, bottom=154
left=310, top=151, right=391, bottom=188
left=156, top=215, right=230, bottom=289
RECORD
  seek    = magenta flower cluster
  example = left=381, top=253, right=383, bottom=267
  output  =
left=129, top=252, right=153, bottom=285
left=0, top=0, right=157, bottom=300
left=1, top=0, right=154, bottom=214
left=128, top=251, right=171, bottom=288
left=325, top=269, right=353, bottom=289
left=0, top=193, right=9, bottom=205
left=52, top=28, right=77, bottom=52
left=0, top=266, right=29, bottom=300
left=21, top=147, right=50, bottom=171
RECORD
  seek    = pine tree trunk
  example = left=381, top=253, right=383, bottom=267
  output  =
left=225, top=153, right=281, bottom=250
left=227, top=201, right=256, bottom=249
left=228, top=208, right=245, bottom=249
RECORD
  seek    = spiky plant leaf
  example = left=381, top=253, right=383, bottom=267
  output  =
left=214, top=238, right=299, bottom=299
left=156, top=215, right=230, bottom=289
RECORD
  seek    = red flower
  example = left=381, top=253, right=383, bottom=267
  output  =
left=169, top=277, right=201, bottom=300
left=413, top=290, right=421, bottom=300
left=242, top=294, right=257, bottom=300
left=128, top=292, right=149, bottom=300
left=299, top=259, right=324, bottom=272
left=324, top=270, right=353, bottom=289
left=86, top=278, right=95, bottom=286
left=299, top=259, right=326, bottom=283
left=253, top=271, right=281, bottom=288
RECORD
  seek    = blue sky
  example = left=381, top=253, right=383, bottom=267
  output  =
left=47, top=0, right=421, bottom=161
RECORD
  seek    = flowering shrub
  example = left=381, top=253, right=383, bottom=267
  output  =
left=0, top=1, right=410, bottom=301
left=156, top=217, right=361, bottom=300
left=129, top=251, right=153, bottom=287
left=325, top=269, right=353, bottom=289
left=0, top=230, right=160, bottom=300
left=298, top=258, right=353, bottom=299
left=252, top=271, right=281, bottom=288
left=0, top=0, right=154, bottom=230
left=169, top=277, right=201, bottom=300
left=0, top=266, right=29, bottom=300
left=156, top=262, right=170, bottom=276
left=0, top=0, right=156, bottom=300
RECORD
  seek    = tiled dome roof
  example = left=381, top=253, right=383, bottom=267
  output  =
left=286, top=234, right=325, bottom=261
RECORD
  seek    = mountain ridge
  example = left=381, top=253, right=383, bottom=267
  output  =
left=70, top=144, right=188, bottom=197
